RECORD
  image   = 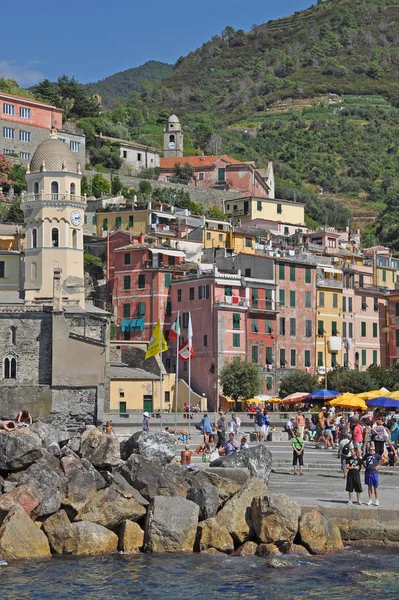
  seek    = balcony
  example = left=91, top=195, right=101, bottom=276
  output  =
left=353, top=282, right=388, bottom=294
left=248, top=299, right=280, bottom=314
left=149, top=223, right=177, bottom=236
left=22, top=192, right=86, bottom=204
left=215, top=296, right=248, bottom=308
left=316, top=276, right=343, bottom=289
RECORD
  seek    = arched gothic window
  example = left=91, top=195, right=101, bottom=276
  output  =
left=70, top=182, right=76, bottom=195
left=4, top=355, right=17, bottom=379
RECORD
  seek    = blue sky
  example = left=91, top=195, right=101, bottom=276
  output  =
left=1, top=0, right=313, bottom=86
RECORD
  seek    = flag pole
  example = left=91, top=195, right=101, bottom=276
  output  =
left=188, top=311, right=191, bottom=436
left=159, top=304, right=163, bottom=432
left=174, top=310, right=179, bottom=431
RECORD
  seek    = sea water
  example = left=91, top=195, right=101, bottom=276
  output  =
left=1, top=547, right=399, bottom=600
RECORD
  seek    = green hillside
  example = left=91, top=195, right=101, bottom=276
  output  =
left=85, top=61, right=173, bottom=109
left=155, top=0, right=399, bottom=118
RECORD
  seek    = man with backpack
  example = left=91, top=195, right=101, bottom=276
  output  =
left=338, top=432, right=353, bottom=478
left=254, top=407, right=264, bottom=442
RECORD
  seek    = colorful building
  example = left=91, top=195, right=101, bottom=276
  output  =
left=0, top=91, right=85, bottom=166
left=223, top=196, right=305, bottom=226
left=159, top=155, right=272, bottom=197
left=275, top=257, right=317, bottom=380
left=109, top=238, right=185, bottom=341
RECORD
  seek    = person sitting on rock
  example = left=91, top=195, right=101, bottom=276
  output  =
left=0, top=420, right=17, bottom=431
left=103, top=420, right=115, bottom=435
left=222, top=432, right=239, bottom=456
left=193, top=433, right=216, bottom=455
left=165, top=427, right=190, bottom=442
left=16, top=410, right=32, bottom=426
left=240, top=436, right=249, bottom=450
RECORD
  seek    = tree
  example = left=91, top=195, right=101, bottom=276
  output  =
left=220, top=359, right=262, bottom=401
left=206, top=205, right=228, bottom=221
left=173, top=162, right=195, bottom=182
left=111, top=175, right=122, bottom=196
left=81, top=175, right=92, bottom=196
left=10, top=164, right=27, bottom=194
left=7, top=200, right=24, bottom=224
left=324, top=367, right=377, bottom=394
left=0, top=155, right=12, bottom=186
left=91, top=174, right=110, bottom=198
left=279, top=370, right=320, bottom=398
left=139, top=180, right=152, bottom=196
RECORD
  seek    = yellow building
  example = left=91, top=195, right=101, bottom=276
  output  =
left=110, top=363, right=176, bottom=413
left=0, top=224, right=20, bottom=251
left=203, top=219, right=231, bottom=249
left=0, top=250, right=20, bottom=291
left=96, top=205, right=178, bottom=240
left=316, top=265, right=344, bottom=371
left=223, top=196, right=305, bottom=226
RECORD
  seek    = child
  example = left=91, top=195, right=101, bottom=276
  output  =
left=240, top=436, right=249, bottom=450
left=362, top=442, right=388, bottom=506
left=346, top=447, right=363, bottom=505
left=292, top=427, right=305, bottom=476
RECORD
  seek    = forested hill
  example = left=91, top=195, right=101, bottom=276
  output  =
left=149, top=0, right=399, bottom=120
left=85, top=61, right=173, bottom=109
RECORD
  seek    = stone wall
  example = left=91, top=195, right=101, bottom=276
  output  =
left=83, top=170, right=243, bottom=209
left=0, top=385, right=52, bottom=420
left=51, top=387, right=98, bottom=431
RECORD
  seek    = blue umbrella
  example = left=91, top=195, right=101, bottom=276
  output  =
left=302, top=390, right=341, bottom=404
left=366, top=397, right=399, bottom=409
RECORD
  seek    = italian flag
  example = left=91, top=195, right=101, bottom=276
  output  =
left=168, top=316, right=180, bottom=341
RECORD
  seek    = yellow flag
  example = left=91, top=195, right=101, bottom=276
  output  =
left=145, top=321, right=168, bottom=359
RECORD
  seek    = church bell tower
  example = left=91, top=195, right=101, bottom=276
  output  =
left=163, top=114, right=183, bottom=158
left=23, top=132, right=86, bottom=308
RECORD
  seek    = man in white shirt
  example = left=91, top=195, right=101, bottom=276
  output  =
left=230, top=413, right=241, bottom=436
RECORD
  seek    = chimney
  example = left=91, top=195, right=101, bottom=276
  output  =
left=53, top=268, right=63, bottom=311
left=139, top=232, right=145, bottom=244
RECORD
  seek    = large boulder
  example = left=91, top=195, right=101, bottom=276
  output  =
left=120, top=455, right=164, bottom=500
left=215, top=477, right=268, bottom=544
left=210, top=445, right=272, bottom=484
left=187, top=471, right=241, bottom=507
left=75, top=485, right=146, bottom=528
left=235, top=541, right=258, bottom=556
left=251, top=494, right=301, bottom=546
left=157, top=463, right=189, bottom=498
left=0, top=429, right=43, bottom=471
left=19, top=459, right=63, bottom=517
left=119, top=520, right=144, bottom=553
left=196, top=518, right=234, bottom=553
left=108, top=472, right=149, bottom=507
left=144, top=496, right=199, bottom=553
left=0, top=483, right=42, bottom=522
left=122, top=431, right=176, bottom=464
left=0, top=505, right=51, bottom=560
left=63, top=469, right=98, bottom=512
left=80, top=428, right=121, bottom=469
left=187, top=484, right=219, bottom=520
left=42, top=510, right=71, bottom=539
left=31, top=421, right=69, bottom=448
left=298, top=508, right=344, bottom=555
left=80, top=459, right=107, bottom=490
left=47, top=521, right=118, bottom=555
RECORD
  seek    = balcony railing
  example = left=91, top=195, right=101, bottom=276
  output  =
left=149, top=223, right=177, bottom=235
left=22, top=193, right=86, bottom=204
left=215, top=296, right=248, bottom=308
left=249, top=299, right=280, bottom=313
left=316, top=276, right=343, bottom=289
left=353, top=282, right=388, bottom=293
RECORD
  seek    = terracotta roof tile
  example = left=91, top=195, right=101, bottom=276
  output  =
left=160, top=154, right=245, bottom=169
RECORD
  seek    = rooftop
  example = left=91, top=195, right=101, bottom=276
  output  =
left=160, top=155, right=243, bottom=169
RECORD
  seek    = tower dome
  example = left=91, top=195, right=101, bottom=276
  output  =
left=168, top=114, right=180, bottom=124
left=29, top=134, right=80, bottom=174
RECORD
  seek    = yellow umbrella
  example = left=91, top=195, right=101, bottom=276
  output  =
left=389, top=391, right=399, bottom=399
left=246, top=398, right=264, bottom=405
left=326, top=393, right=356, bottom=406
left=331, top=396, right=368, bottom=411
left=356, top=390, right=383, bottom=400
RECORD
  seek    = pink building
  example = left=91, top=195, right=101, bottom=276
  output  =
left=159, top=155, right=271, bottom=197
left=342, top=264, right=387, bottom=369
left=168, top=257, right=278, bottom=409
